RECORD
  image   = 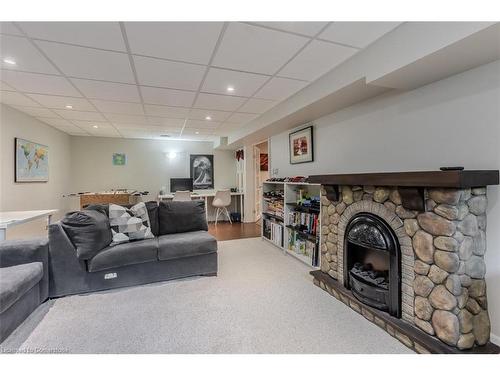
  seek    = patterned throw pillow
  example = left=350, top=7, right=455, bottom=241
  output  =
left=108, top=202, right=154, bottom=246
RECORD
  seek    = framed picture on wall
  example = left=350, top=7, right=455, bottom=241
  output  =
left=289, top=125, right=314, bottom=164
left=15, top=138, right=49, bottom=182
left=260, top=153, right=268, bottom=171
left=190, top=154, right=214, bottom=189
left=112, top=153, right=127, bottom=166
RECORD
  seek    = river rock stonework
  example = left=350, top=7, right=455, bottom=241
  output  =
left=319, top=185, right=490, bottom=350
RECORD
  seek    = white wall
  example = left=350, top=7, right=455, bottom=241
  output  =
left=69, top=136, right=237, bottom=201
left=0, top=104, right=72, bottom=237
left=269, top=60, right=500, bottom=343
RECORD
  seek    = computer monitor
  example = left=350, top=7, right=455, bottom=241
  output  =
left=170, top=178, right=193, bottom=192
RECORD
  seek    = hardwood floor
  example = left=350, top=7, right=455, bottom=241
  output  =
left=208, top=222, right=261, bottom=241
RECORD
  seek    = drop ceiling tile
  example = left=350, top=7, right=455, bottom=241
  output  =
left=182, top=128, right=213, bottom=134
left=36, top=117, right=75, bottom=128
left=0, top=22, right=23, bottom=36
left=114, top=123, right=179, bottom=131
left=71, top=78, right=141, bottom=102
left=319, top=22, right=401, bottom=48
left=20, top=22, right=126, bottom=51
left=146, top=117, right=186, bottom=127
left=214, top=123, right=244, bottom=135
left=104, top=113, right=149, bottom=124
left=125, top=22, right=223, bottom=64
left=194, top=93, right=246, bottom=112
left=26, top=93, right=95, bottom=111
left=238, top=98, right=276, bottom=114
left=254, top=76, right=308, bottom=101
left=88, top=128, right=121, bottom=138
left=279, top=40, right=357, bottom=81
left=202, top=68, right=269, bottom=97
left=226, top=112, right=258, bottom=124
left=133, top=56, right=205, bottom=90
left=0, top=35, right=59, bottom=74
left=72, top=120, right=114, bottom=129
left=188, top=108, right=231, bottom=122
left=144, top=104, right=190, bottom=118
left=212, top=23, right=308, bottom=75
left=0, top=81, right=16, bottom=91
left=254, top=22, right=328, bottom=37
left=185, top=119, right=220, bottom=129
left=1, top=70, right=80, bottom=96
left=141, top=86, right=196, bottom=107
left=90, top=99, right=144, bottom=115
left=54, top=109, right=105, bottom=121
left=36, top=41, right=134, bottom=83
left=11, top=106, right=58, bottom=118
left=1, top=91, right=42, bottom=107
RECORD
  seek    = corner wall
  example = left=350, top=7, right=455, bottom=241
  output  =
left=269, top=60, right=500, bottom=343
left=0, top=104, right=72, bottom=237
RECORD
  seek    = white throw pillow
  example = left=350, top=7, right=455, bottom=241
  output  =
left=108, top=202, right=154, bottom=246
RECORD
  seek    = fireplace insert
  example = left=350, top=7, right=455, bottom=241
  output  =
left=344, top=213, right=401, bottom=317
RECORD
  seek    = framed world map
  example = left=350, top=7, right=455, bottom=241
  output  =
left=15, top=138, right=49, bottom=182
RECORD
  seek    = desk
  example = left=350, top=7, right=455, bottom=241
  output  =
left=158, top=191, right=244, bottom=222
left=0, top=209, right=57, bottom=241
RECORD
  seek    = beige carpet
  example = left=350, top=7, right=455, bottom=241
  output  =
left=1, top=238, right=412, bottom=354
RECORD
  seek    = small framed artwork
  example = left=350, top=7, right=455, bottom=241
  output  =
left=260, top=153, right=268, bottom=171
left=289, top=125, right=314, bottom=164
left=15, top=138, right=49, bottom=182
left=112, top=153, right=127, bottom=166
left=190, top=154, right=214, bottom=189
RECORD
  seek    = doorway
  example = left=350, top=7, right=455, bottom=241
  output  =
left=253, top=140, right=270, bottom=223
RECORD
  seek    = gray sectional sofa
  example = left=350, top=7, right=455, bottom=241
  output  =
left=0, top=200, right=217, bottom=342
left=0, top=238, right=49, bottom=342
left=48, top=200, right=218, bottom=298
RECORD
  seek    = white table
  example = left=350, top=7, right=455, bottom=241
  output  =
left=0, top=209, right=58, bottom=241
left=158, top=191, right=244, bottom=222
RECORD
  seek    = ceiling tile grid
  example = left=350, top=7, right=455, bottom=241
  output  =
left=0, top=21, right=395, bottom=141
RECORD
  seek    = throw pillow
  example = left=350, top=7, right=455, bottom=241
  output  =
left=109, top=202, right=154, bottom=245
left=61, top=210, right=112, bottom=260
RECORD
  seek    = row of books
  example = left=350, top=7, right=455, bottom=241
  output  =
left=263, top=219, right=283, bottom=247
left=264, top=200, right=284, bottom=219
left=287, top=231, right=319, bottom=267
left=287, top=211, right=319, bottom=236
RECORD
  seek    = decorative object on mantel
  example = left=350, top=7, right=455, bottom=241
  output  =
left=309, top=169, right=499, bottom=352
left=112, top=153, right=127, bottom=166
left=15, top=138, right=49, bottom=182
left=289, top=125, right=314, bottom=164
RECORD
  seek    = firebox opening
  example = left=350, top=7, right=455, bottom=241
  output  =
left=344, top=213, right=401, bottom=318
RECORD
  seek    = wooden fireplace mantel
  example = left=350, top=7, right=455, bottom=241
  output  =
left=308, top=170, right=499, bottom=188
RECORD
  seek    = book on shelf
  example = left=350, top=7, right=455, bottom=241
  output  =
left=287, top=211, right=319, bottom=236
left=286, top=230, right=318, bottom=266
left=263, top=218, right=283, bottom=247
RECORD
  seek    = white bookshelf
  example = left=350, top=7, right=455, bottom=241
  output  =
left=261, top=181, right=321, bottom=269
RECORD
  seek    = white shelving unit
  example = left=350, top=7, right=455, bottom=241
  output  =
left=261, top=181, right=321, bottom=269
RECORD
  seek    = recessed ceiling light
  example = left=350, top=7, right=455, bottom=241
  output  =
left=195, top=131, right=200, bottom=135
left=92, top=125, right=99, bottom=129
left=226, top=86, right=235, bottom=93
left=205, top=116, right=211, bottom=121
left=65, top=105, right=73, bottom=109
left=3, top=58, right=16, bottom=65
left=168, top=151, right=177, bottom=159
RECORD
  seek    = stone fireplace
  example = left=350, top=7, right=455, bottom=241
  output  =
left=308, top=170, right=499, bottom=353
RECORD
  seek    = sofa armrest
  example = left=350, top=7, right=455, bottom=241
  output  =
left=48, top=223, right=90, bottom=298
left=0, top=238, right=49, bottom=302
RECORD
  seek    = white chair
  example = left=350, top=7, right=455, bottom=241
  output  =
left=212, top=190, right=232, bottom=225
left=172, top=190, right=192, bottom=201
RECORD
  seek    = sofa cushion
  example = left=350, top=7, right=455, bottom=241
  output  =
left=158, top=231, right=217, bottom=261
left=86, top=201, right=159, bottom=236
left=109, top=203, right=154, bottom=246
left=0, top=262, right=43, bottom=314
left=61, top=210, right=112, bottom=260
left=158, top=201, right=208, bottom=235
left=144, top=201, right=159, bottom=237
left=87, top=238, right=158, bottom=272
